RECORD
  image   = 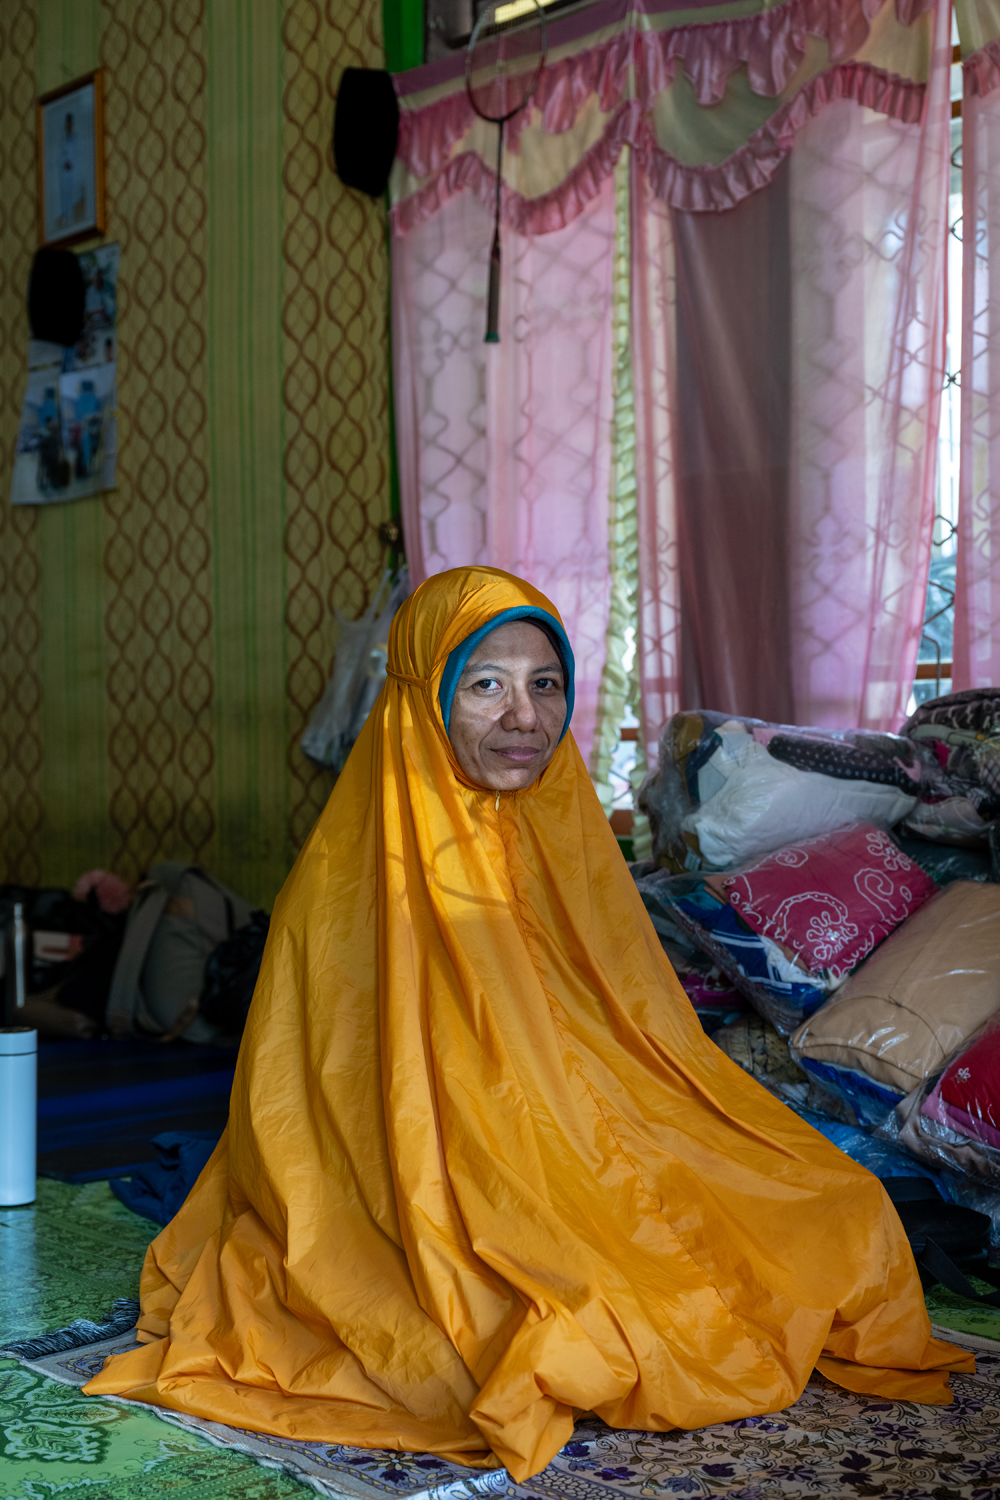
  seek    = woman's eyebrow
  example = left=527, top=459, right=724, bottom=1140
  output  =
left=460, top=659, right=563, bottom=679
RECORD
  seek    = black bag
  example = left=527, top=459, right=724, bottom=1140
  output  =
left=0, top=883, right=125, bottom=998
left=199, top=909, right=270, bottom=1033
left=884, top=1177, right=1000, bottom=1306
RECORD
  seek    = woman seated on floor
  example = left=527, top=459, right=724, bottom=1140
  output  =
left=85, top=566, right=971, bottom=1479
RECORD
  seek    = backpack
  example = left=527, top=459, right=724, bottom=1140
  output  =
left=105, top=862, right=255, bottom=1043
left=199, top=909, right=270, bottom=1033
left=884, top=1177, right=1000, bottom=1307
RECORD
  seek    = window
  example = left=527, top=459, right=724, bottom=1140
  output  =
left=911, top=7, right=962, bottom=711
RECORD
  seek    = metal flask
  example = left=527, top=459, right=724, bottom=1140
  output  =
left=1, top=902, right=36, bottom=1207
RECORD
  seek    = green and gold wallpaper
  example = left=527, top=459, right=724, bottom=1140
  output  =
left=0, top=0, right=404, bottom=906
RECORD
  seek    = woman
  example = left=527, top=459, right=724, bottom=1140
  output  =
left=86, top=567, right=970, bottom=1478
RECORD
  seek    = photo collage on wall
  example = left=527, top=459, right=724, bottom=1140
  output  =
left=10, top=241, right=119, bottom=507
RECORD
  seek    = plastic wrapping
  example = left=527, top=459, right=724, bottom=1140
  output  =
left=900, top=688, right=1000, bottom=845
left=792, top=881, right=1000, bottom=1126
left=301, top=570, right=409, bottom=772
left=878, top=1015, right=1000, bottom=1189
left=893, top=833, right=993, bottom=887
left=638, top=711, right=930, bottom=873
left=650, top=871, right=830, bottom=1036
left=717, top=822, right=936, bottom=981
left=877, top=1103, right=1000, bottom=1255
left=795, top=1107, right=943, bottom=1181
left=632, top=869, right=749, bottom=1033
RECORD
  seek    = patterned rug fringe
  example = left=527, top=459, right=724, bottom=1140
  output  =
left=0, top=1297, right=141, bottom=1359
left=932, top=1320, right=1000, bottom=1353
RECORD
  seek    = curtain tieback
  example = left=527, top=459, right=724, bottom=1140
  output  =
left=386, top=668, right=428, bottom=687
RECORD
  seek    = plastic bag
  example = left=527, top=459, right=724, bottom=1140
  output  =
left=901, top=688, right=1000, bottom=845
left=653, top=871, right=830, bottom=1036
left=892, top=833, right=993, bottom=887
left=716, top=822, right=936, bottom=982
left=792, top=881, right=1000, bottom=1126
left=638, top=711, right=930, bottom=873
left=796, top=1108, right=941, bottom=1181
left=877, top=1015, right=1000, bottom=1188
left=301, top=569, right=409, bottom=772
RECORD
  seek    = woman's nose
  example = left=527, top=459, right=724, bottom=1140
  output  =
left=501, top=685, right=538, bottom=730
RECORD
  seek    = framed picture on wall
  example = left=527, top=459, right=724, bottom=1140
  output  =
left=36, top=70, right=106, bottom=247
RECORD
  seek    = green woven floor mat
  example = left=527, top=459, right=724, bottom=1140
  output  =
left=0, top=1357, right=311, bottom=1499
left=925, top=1275, right=1000, bottom=1344
left=0, top=1179, right=157, bottom=1347
left=0, top=1180, right=311, bottom=1498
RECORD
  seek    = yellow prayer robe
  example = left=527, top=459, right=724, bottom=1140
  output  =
left=85, top=566, right=972, bottom=1479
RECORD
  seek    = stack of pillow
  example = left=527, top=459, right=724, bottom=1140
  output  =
left=633, top=695, right=1000, bottom=1197
left=880, top=1012, right=1000, bottom=1186
left=638, top=711, right=935, bottom=874
left=791, top=880, right=1000, bottom=1125
left=641, top=823, right=937, bottom=1039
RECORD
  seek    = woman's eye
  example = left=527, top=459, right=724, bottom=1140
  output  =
left=474, top=677, right=500, bottom=691
left=534, top=677, right=560, bottom=691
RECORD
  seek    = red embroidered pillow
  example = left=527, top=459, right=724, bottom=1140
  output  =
left=939, top=1026, right=1000, bottom=1135
left=722, top=823, right=937, bottom=978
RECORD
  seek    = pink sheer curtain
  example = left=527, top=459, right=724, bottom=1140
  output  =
left=633, top=23, right=951, bottom=737
left=392, top=0, right=952, bottom=759
left=955, top=44, right=1000, bottom=687
left=393, top=179, right=618, bottom=761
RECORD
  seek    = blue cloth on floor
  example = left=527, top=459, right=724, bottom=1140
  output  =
left=793, top=1107, right=952, bottom=1196
left=109, top=1130, right=222, bottom=1225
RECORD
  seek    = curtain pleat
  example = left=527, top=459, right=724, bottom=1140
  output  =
left=954, top=33, right=1000, bottom=687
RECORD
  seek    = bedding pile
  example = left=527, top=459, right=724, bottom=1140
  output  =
left=634, top=692, right=1000, bottom=1237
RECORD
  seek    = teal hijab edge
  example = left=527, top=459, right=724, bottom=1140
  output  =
left=439, top=607, right=575, bottom=743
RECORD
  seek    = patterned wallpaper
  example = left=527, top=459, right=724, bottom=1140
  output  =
left=0, top=0, right=391, bottom=906
left=0, top=2, right=43, bottom=887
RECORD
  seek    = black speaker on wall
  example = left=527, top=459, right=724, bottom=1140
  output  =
left=334, top=68, right=400, bottom=199
left=28, top=246, right=86, bottom=346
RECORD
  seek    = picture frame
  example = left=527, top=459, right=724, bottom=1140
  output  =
left=36, top=69, right=106, bottom=248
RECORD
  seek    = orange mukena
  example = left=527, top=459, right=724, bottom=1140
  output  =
left=85, top=566, right=972, bottom=1479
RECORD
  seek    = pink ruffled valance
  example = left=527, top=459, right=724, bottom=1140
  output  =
left=392, top=0, right=934, bottom=227
left=964, top=36, right=1000, bottom=97
left=392, top=60, right=924, bottom=231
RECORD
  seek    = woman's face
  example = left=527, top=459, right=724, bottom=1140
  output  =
left=448, top=620, right=567, bottom=791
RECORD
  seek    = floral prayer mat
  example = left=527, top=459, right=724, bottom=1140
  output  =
left=5, top=1322, right=1000, bottom=1500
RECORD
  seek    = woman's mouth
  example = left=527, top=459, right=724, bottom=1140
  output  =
left=493, top=745, right=541, bottom=763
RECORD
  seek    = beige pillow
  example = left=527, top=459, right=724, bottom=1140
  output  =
left=790, top=881, right=1000, bottom=1094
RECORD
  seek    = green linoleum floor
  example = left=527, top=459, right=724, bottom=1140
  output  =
left=0, top=1180, right=312, bottom=1499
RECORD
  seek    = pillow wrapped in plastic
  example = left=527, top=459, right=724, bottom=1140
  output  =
left=791, top=881, right=1000, bottom=1126
left=901, top=688, right=1000, bottom=846
left=881, top=1019, right=1000, bottom=1188
left=719, top=822, right=936, bottom=981
left=633, top=869, right=748, bottom=1033
left=638, top=710, right=929, bottom=872
left=656, top=873, right=831, bottom=1036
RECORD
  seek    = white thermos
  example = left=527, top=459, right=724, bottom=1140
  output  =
left=0, top=1028, right=37, bottom=1206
